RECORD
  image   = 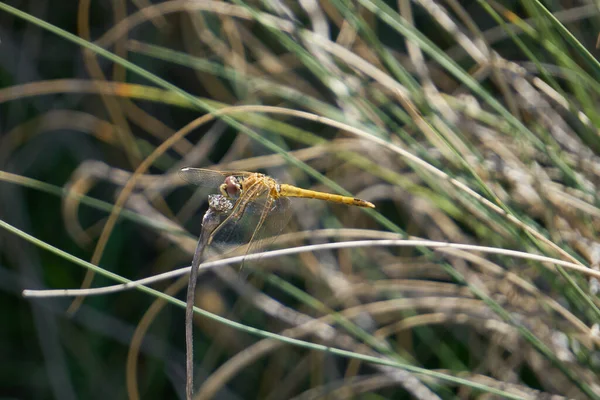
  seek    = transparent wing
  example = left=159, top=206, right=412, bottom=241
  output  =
left=208, top=194, right=292, bottom=257
left=178, top=167, right=250, bottom=188
left=244, top=196, right=292, bottom=258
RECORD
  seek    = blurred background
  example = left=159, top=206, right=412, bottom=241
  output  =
left=2, top=1, right=600, bottom=399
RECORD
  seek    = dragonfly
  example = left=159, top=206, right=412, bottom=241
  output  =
left=178, top=167, right=375, bottom=255
left=179, top=168, right=374, bottom=398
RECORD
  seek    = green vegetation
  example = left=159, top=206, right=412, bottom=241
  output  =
left=1, top=1, right=600, bottom=398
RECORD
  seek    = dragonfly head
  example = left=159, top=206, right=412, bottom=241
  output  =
left=221, top=175, right=242, bottom=199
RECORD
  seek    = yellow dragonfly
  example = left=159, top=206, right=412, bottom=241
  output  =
left=178, top=167, right=375, bottom=254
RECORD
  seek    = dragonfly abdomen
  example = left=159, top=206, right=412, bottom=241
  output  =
left=279, top=184, right=375, bottom=208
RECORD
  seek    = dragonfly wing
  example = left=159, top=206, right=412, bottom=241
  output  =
left=178, top=167, right=251, bottom=188
left=208, top=195, right=292, bottom=258
left=207, top=183, right=269, bottom=253
left=242, top=196, right=290, bottom=215
left=244, top=196, right=292, bottom=256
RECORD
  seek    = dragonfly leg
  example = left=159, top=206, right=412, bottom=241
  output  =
left=219, top=183, right=229, bottom=198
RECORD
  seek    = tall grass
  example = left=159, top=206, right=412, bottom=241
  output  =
left=1, top=1, right=599, bottom=399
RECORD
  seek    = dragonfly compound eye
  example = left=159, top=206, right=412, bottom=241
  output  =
left=225, top=176, right=242, bottom=198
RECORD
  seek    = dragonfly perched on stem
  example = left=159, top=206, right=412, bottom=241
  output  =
left=179, top=167, right=374, bottom=399
left=179, top=167, right=375, bottom=255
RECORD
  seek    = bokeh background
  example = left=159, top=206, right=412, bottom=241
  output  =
left=2, top=1, right=600, bottom=399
